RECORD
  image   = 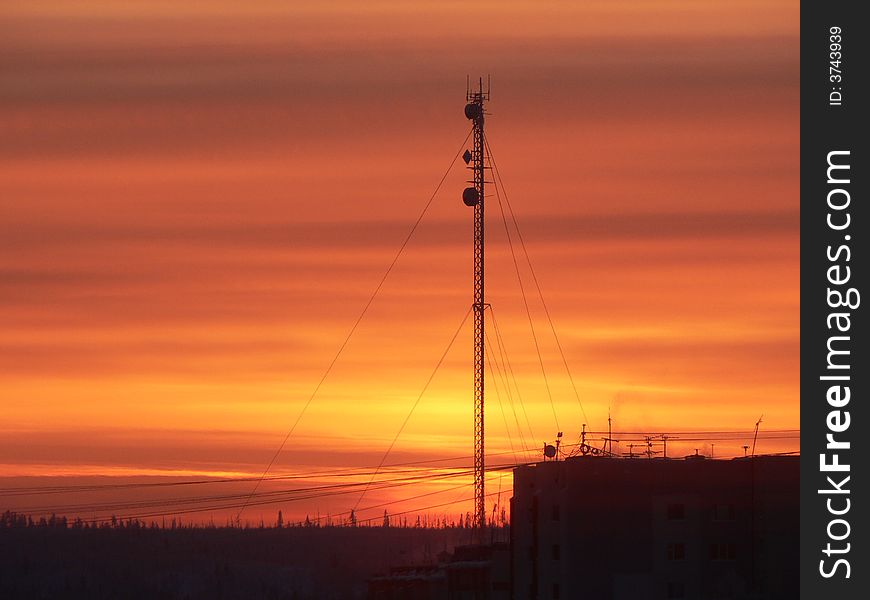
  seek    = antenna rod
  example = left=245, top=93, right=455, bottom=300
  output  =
left=463, top=78, right=488, bottom=531
left=608, top=411, right=612, bottom=455
left=751, top=415, right=763, bottom=457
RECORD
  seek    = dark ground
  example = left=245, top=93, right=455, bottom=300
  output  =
left=0, top=523, right=490, bottom=599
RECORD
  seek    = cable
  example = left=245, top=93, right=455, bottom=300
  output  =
left=63, top=465, right=522, bottom=526
left=487, top=137, right=590, bottom=428
left=487, top=144, right=559, bottom=433
left=489, top=304, right=536, bottom=447
left=355, top=489, right=505, bottom=527
left=316, top=470, right=507, bottom=525
left=581, top=429, right=800, bottom=436
left=21, top=468, right=487, bottom=518
left=317, top=481, right=470, bottom=525
left=0, top=447, right=536, bottom=497
left=234, top=128, right=473, bottom=523
left=1, top=430, right=797, bottom=498
left=483, top=307, right=528, bottom=454
left=484, top=335, right=519, bottom=462
left=351, top=306, right=472, bottom=513
left=484, top=325, right=530, bottom=456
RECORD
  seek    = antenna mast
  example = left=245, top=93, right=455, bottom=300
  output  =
left=751, top=414, right=763, bottom=457
left=463, top=77, right=490, bottom=531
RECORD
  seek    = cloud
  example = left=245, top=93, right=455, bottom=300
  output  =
left=0, top=1, right=799, bottom=500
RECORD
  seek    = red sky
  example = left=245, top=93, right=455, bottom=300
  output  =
left=0, top=1, right=799, bottom=524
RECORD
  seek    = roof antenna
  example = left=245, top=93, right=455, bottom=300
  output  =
left=607, top=407, right=612, bottom=456
left=751, top=415, right=763, bottom=457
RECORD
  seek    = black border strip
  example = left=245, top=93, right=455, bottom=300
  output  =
left=801, top=2, right=866, bottom=597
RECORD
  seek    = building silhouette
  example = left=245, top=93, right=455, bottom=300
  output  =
left=510, top=455, right=798, bottom=600
left=368, top=543, right=510, bottom=600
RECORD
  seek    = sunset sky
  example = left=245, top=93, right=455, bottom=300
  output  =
left=1, top=1, right=799, bottom=523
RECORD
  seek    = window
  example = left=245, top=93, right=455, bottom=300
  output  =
left=552, top=544, right=561, bottom=560
left=553, top=583, right=561, bottom=599
left=709, top=543, right=737, bottom=561
left=552, top=504, right=561, bottom=521
left=667, top=503, right=685, bottom=520
left=714, top=503, right=736, bottom=521
left=667, top=581, right=685, bottom=599
left=667, top=543, right=686, bottom=561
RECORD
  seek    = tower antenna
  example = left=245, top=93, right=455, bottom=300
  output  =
left=462, top=77, right=490, bottom=531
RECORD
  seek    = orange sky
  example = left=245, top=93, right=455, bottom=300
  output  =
left=0, top=1, right=799, bottom=523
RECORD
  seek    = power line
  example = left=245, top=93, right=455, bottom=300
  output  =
left=581, top=429, right=800, bottom=435
left=235, top=128, right=473, bottom=523
left=57, top=465, right=522, bottom=526
left=319, top=470, right=507, bottom=525
left=1, top=430, right=797, bottom=498
left=614, top=435, right=800, bottom=442
left=21, top=463, right=524, bottom=523
left=6, top=429, right=800, bottom=521
left=19, top=468, right=483, bottom=517
left=0, top=447, right=535, bottom=497
left=355, top=489, right=505, bottom=527
left=352, top=306, right=473, bottom=513
left=315, top=481, right=470, bottom=525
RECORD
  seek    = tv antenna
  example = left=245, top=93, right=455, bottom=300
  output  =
left=751, top=414, right=763, bottom=457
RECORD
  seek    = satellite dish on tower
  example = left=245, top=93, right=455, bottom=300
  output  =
left=465, top=103, right=482, bottom=120
left=463, top=187, right=480, bottom=206
left=544, top=444, right=557, bottom=459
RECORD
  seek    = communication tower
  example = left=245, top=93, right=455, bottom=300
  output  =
left=462, top=77, right=490, bottom=530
